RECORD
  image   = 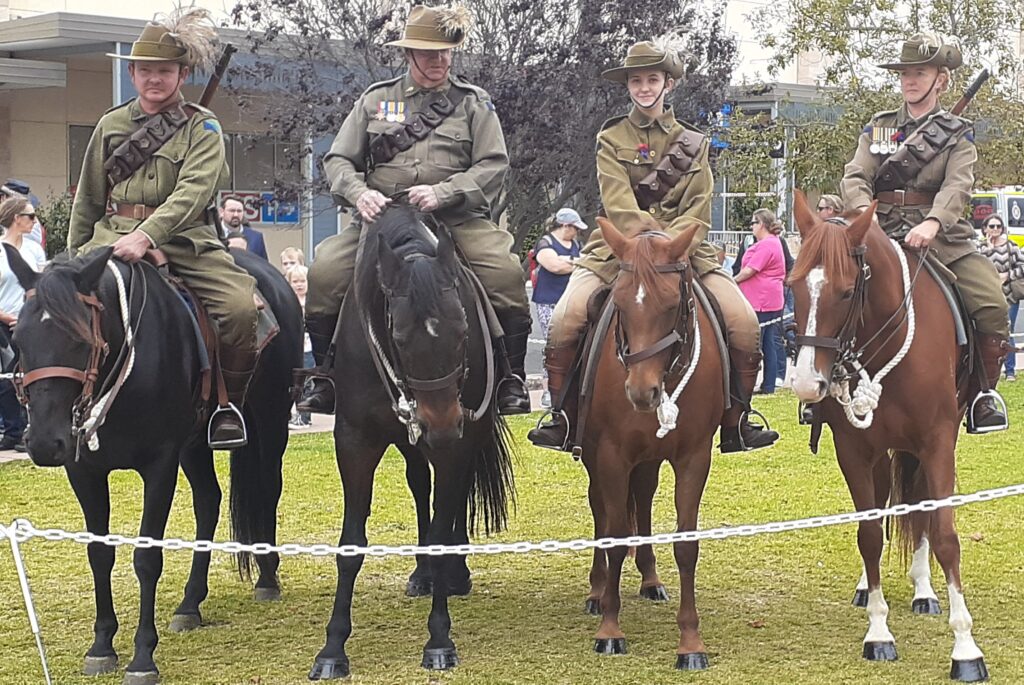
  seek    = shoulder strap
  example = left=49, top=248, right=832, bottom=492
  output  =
left=103, top=104, right=194, bottom=186
left=873, top=111, right=969, bottom=192
left=634, top=127, right=706, bottom=210
left=367, top=88, right=472, bottom=168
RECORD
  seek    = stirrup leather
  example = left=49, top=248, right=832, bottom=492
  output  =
left=208, top=402, right=248, bottom=449
left=966, top=390, right=1009, bottom=434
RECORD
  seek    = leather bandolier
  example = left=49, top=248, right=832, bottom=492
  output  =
left=873, top=111, right=968, bottom=193
left=367, top=89, right=470, bottom=169
left=633, top=128, right=706, bottom=210
left=104, top=104, right=196, bottom=185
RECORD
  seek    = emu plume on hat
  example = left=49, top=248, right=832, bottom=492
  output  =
left=385, top=4, right=473, bottom=50
left=107, top=6, right=219, bottom=72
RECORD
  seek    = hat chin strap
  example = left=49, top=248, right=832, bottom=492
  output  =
left=630, top=81, right=669, bottom=114
left=408, top=52, right=450, bottom=87
left=906, top=70, right=941, bottom=107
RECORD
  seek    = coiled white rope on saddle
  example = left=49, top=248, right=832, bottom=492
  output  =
left=656, top=311, right=702, bottom=439
left=829, top=238, right=916, bottom=429
left=81, top=262, right=135, bottom=451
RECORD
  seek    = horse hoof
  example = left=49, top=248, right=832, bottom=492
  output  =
left=675, top=652, right=710, bottom=671
left=83, top=655, right=118, bottom=676
left=594, top=637, right=627, bottom=655
left=168, top=613, right=201, bottom=633
left=123, top=671, right=160, bottom=685
left=639, top=585, right=669, bottom=602
left=951, top=657, right=989, bottom=682
left=863, top=641, right=898, bottom=661
left=254, top=587, right=281, bottom=602
left=422, top=647, right=459, bottom=670
left=912, top=597, right=941, bottom=615
left=584, top=598, right=601, bottom=616
left=307, top=657, right=350, bottom=680
left=852, top=589, right=869, bottom=607
left=449, top=577, right=472, bottom=596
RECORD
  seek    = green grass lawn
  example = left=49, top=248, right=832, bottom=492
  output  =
left=2, top=384, right=1023, bottom=685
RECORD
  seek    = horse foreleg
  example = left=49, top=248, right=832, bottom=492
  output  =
left=853, top=455, right=891, bottom=607
left=67, top=466, right=119, bottom=676
left=671, top=444, right=712, bottom=670
left=309, top=440, right=386, bottom=681
left=592, top=454, right=632, bottom=655
left=124, top=458, right=179, bottom=684
left=631, top=461, right=668, bottom=602
left=399, top=445, right=435, bottom=597
left=585, top=474, right=607, bottom=616
left=909, top=534, right=941, bottom=615
left=170, top=444, right=221, bottom=632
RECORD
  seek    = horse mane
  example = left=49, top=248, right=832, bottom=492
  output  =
left=33, top=263, right=96, bottom=344
left=629, top=234, right=673, bottom=306
left=790, top=220, right=858, bottom=285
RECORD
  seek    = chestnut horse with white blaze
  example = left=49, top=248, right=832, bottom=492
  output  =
left=788, top=190, right=988, bottom=682
left=580, top=218, right=724, bottom=671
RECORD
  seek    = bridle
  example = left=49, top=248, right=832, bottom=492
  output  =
left=614, top=232, right=696, bottom=379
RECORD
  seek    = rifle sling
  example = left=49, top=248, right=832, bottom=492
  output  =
left=873, top=111, right=968, bottom=193
left=368, top=88, right=471, bottom=168
left=103, top=104, right=196, bottom=187
left=633, top=128, right=706, bottom=210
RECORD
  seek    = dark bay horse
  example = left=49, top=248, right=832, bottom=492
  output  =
left=579, top=218, right=724, bottom=670
left=308, top=205, right=514, bottom=680
left=788, top=190, right=988, bottom=682
left=6, top=245, right=302, bottom=685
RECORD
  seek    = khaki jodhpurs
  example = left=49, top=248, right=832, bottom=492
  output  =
left=547, top=266, right=760, bottom=354
left=946, top=251, right=1010, bottom=338
left=306, top=216, right=530, bottom=319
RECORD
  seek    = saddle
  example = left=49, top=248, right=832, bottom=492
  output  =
left=142, top=249, right=280, bottom=410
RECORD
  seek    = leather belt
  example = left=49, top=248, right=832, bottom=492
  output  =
left=111, top=203, right=158, bottom=220
left=875, top=190, right=937, bottom=206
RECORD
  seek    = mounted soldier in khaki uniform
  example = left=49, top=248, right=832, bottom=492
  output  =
left=841, top=33, right=1011, bottom=433
left=300, top=4, right=533, bottom=417
left=528, top=40, right=779, bottom=454
left=68, top=9, right=258, bottom=448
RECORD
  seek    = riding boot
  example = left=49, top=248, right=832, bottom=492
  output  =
left=967, top=334, right=1011, bottom=434
left=528, top=343, right=579, bottom=451
left=719, top=349, right=780, bottom=453
left=209, top=366, right=255, bottom=450
left=295, top=314, right=338, bottom=415
left=495, top=311, right=532, bottom=415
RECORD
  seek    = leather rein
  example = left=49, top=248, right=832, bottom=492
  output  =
left=614, top=232, right=696, bottom=379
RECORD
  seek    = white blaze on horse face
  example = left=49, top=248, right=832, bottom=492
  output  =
left=864, top=587, right=896, bottom=644
left=40, top=310, right=52, bottom=322
left=792, top=266, right=829, bottom=402
left=425, top=317, right=439, bottom=338
left=948, top=583, right=984, bottom=661
left=635, top=284, right=646, bottom=307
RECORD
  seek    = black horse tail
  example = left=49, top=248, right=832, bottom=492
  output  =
left=889, top=450, right=930, bottom=566
left=468, top=412, right=516, bottom=536
left=229, top=403, right=282, bottom=582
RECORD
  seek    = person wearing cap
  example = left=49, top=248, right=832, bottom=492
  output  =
left=300, top=4, right=533, bottom=417
left=840, top=33, right=1011, bottom=433
left=66, top=8, right=259, bottom=449
left=533, top=207, right=585, bottom=361
left=529, top=39, right=779, bottom=454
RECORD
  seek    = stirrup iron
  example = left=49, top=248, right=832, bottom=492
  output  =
left=208, top=402, right=248, bottom=449
left=966, top=390, right=1009, bottom=434
left=740, top=408, right=771, bottom=451
left=531, top=408, right=574, bottom=454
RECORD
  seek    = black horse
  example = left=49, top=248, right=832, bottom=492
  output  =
left=308, top=205, right=515, bottom=679
left=5, top=244, right=302, bottom=685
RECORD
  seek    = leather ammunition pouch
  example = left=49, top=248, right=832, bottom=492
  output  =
left=874, top=111, right=968, bottom=193
left=634, top=128, right=706, bottom=210
left=104, top=104, right=196, bottom=186
left=367, top=88, right=470, bottom=168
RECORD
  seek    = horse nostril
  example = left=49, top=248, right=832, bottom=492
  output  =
left=817, top=379, right=828, bottom=396
left=650, top=386, right=662, bottom=405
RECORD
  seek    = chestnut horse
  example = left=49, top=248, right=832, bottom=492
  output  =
left=788, top=190, right=988, bottom=682
left=580, top=218, right=724, bottom=670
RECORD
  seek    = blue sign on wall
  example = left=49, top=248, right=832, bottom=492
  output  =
left=260, top=192, right=300, bottom=224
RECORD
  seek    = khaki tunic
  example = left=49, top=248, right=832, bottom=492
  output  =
left=841, top=105, right=1008, bottom=337
left=548, top=107, right=759, bottom=353
left=68, top=97, right=258, bottom=362
left=306, top=73, right=527, bottom=319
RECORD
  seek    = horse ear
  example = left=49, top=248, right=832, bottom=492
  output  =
left=666, top=223, right=701, bottom=263
left=435, top=224, right=457, bottom=275
left=2, top=243, right=40, bottom=292
left=792, top=189, right=819, bottom=239
left=598, top=217, right=628, bottom=259
left=73, top=246, right=113, bottom=294
left=376, top=234, right=404, bottom=291
left=847, top=201, right=877, bottom=246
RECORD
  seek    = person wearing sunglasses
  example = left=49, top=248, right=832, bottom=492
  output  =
left=980, top=214, right=1023, bottom=381
left=816, top=194, right=843, bottom=220
left=0, top=196, right=48, bottom=451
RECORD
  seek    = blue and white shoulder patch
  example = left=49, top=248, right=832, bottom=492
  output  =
left=203, top=119, right=222, bottom=134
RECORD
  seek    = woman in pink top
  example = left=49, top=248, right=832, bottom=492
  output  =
left=735, top=209, right=786, bottom=393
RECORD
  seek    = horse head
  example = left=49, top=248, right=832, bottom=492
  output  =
left=7, top=245, right=114, bottom=466
left=599, top=216, right=700, bottom=412
left=376, top=220, right=469, bottom=447
left=789, top=190, right=878, bottom=403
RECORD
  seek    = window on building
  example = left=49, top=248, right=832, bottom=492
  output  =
left=68, top=125, right=96, bottom=189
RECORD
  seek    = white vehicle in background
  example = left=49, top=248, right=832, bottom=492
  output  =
left=971, top=187, right=1024, bottom=247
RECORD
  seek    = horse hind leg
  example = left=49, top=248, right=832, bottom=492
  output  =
left=584, top=475, right=606, bottom=616
left=631, top=461, right=669, bottom=602
left=909, top=534, right=941, bottom=615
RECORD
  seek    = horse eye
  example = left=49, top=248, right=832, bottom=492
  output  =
left=840, top=289, right=856, bottom=301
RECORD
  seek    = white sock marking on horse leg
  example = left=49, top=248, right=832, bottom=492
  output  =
left=635, top=284, right=645, bottom=306
left=793, top=267, right=827, bottom=395
left=856, top=567, right=868, bottom=592
left=909, top=536, right=938, bottom=602
left=864, top=588, right=895, bottom=644
left=948, top=584, right=984, bottom=661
